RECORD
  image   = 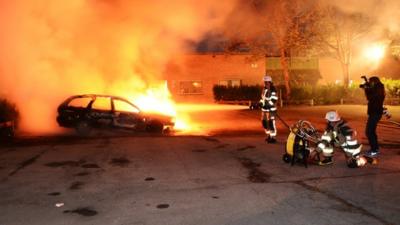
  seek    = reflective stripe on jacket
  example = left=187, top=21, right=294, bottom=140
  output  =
left=261, top=86, right=278, bottom=112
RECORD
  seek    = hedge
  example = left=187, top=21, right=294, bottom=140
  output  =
left=213, top=79, right=400, bottom=104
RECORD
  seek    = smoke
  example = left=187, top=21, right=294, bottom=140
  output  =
left=0, top=0, right=237, bottom=134
left=325, top=0, right=400, bottom=35
left=320, top=0, right=400, bottom=78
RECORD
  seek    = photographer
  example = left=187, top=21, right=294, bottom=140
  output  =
left=360, top=76, right=385, bottom=157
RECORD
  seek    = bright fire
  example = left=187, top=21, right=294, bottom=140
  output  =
left=130, top=82, right=192, bottom=132
left=0, top=1, right=236, bottom=134
left=363, top=44, right=386, bottom=62
left=127, top=83, right=248, bottom=135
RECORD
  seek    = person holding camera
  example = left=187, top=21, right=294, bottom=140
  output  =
left=360, top=76, right=385, bottom=158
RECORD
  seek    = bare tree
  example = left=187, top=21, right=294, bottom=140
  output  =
left=223, top=0, right=320, bottom=98
left=315, top=5, right=371, bottom=86
left=263, top=0, right=321, bottom=97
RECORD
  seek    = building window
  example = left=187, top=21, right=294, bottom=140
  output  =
left=219, top=79, right=241, bottom=87
left=179, top=81, right=203, bottom=95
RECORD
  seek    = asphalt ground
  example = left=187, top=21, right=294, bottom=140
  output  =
left=0, top=105, right=399, bottom=225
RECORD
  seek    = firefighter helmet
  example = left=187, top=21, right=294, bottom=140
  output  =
left=325, top=110, right=341, bottom=122
left=263, top=75, right=272, bottom=82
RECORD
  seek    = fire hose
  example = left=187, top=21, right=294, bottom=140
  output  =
left=276, top=113, right=321, bottom=167
left=275, top=113, right=320, bottom=143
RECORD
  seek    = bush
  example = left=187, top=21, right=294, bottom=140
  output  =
left=290, top=84, right=313, bottom=101
left=346, top=83, right=366, bottom=103
left=382, top=78, right=400, bottom=98
left=0, top=98, right=20, bottom=126
left=212, top=80, right=400, bottom=105
left=289, top=83, right=347, bottom=104
left=315, top=84, right=347, bottom=104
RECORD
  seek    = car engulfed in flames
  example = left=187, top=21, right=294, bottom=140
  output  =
left=56, top=94, right=175, bottom=135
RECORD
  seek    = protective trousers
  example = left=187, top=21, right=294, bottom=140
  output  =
left=261, top=111, right=276, bottom=137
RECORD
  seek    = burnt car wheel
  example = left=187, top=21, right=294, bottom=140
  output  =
left=146, top=121, right=164, bottom=133
left=75, top=121, right=92, bottom=136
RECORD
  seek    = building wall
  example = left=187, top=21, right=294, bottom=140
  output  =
left=164, top=53, right=398, bottom=103
left=318, top=58, right=343, bottom=84
left=265, top=57, right=321, bottom=85
left=164, top=54, right=265, bottom=102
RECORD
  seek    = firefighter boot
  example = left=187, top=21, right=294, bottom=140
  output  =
left=318, top=157, right=333, bottom=166
left=266, top=136, right=276, bottom=143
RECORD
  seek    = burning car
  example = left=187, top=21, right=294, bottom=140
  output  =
left=56, top=94, right=175, bottom=135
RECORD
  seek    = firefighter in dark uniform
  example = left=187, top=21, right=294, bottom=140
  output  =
left=259, top=75, right=278, bottom=143
left=316, top=110, right=367, bottom=168
left=362, top=76, right=385, bottom=158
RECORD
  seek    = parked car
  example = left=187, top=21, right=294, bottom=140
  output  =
left=0, top=120, right=14, bottom=139
left=56, top=94, right=175, bottom=135
left=0, top=98, right=18, bottom=139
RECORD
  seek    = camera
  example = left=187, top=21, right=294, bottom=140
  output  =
left=359, top=76, right=370, bottom=89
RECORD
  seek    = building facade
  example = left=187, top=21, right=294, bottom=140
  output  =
left=164, top=54, right=265, bottom=102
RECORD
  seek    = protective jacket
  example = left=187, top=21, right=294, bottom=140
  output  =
left=317, top=119, right=362, bottom=158
left=260, top=85, right=278, bottom=112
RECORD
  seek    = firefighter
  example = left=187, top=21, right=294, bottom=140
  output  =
left=316, top=110, right=367, bottom=168
left=259, top=75, right=278, bottom=143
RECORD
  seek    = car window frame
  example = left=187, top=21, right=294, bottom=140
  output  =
left=111, top=97, right=141, bottom=114
left=91, top=96, right=113, bottom=112
left=66, top=96, right=94, bottom=109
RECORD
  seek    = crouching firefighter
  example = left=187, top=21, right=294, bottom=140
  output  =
left=316, top=110, right=367, bottom=168
left=259, top=75, right=278, bottom=143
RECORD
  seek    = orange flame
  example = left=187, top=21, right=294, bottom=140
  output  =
left=126, top=82, right=193, bottom=132
left=0, top=1, right=237, bottom=135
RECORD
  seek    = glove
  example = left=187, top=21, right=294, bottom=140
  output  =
left=316, top=140, right=329, bottom=153
left=383, top=107, right=391, bottom=119
left=258, top=100, right=264, bottom=108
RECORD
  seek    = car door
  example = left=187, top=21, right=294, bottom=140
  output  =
left=57, top=96, right=94, bottom=126
left=112, top=98, right=142, bottom=129
left=89, top=96, right=113, bottom=127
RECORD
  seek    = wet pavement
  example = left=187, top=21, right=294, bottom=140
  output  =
left=0, top=105, right=399, bottom=225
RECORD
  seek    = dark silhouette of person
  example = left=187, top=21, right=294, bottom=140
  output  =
left=363, top=76, right=385, bottom=157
